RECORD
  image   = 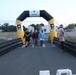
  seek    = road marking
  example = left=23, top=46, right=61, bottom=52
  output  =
left=39, top=70, right=50, bottom=75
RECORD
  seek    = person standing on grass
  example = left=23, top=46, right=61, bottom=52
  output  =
left=58, top=24, right=65, bottom=52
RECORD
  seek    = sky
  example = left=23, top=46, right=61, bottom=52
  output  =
left=0, top=0, right=76, bottom=27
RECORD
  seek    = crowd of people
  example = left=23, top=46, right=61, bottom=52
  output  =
left=23, top=24, right=65, bottom=52
left=23, top=29, right=45, bottom=48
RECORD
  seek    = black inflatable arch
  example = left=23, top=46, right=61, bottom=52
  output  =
left=16, top=10, right=57, bottom=44
left=17, top=10, right=53, bottom=24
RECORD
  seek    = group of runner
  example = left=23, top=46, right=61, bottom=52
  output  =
left=24, top=24, right=65, bottom=52
left=24, top=29, right=45, bottom=48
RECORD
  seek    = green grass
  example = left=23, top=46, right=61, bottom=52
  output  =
left=65, top=36, right=76, bottom=42
left=0, top=32, right=76, bottom=42
left=0, top=32, right=17, bottom=36
left=0, top=32, right=17, bottom=42
left=0, top=39, right=6, bottom=42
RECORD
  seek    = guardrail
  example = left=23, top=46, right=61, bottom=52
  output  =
left=54, top=37, right=76, bottom=57
left=0, top=38, right=23, bottom=56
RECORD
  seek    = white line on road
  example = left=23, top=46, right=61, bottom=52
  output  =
left=39, top=70, right=50, bottom=75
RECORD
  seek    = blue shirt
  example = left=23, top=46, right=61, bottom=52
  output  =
left=39, top=32, right=45, bottom=39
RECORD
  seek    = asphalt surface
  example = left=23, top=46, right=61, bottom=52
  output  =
left=0, top=40, right=76, bottom=75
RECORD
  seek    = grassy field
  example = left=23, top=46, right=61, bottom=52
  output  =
left=0, top=32, right=17, bottom=42
left=65, top=36, right=76, bottom=41
left=0, top=32, right=76, bottom=42
left=0, top=32, right=17, bottom=36
left=0, top=39, right=6, bottom=42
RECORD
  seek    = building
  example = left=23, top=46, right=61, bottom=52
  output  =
left=40, top=25, right=51, bottom=33
left=27, top=26, right=34, bottom=32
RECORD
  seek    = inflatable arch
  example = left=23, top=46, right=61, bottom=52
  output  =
left=16, top=10, right=57, bottom=44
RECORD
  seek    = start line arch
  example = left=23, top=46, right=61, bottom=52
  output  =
left=16, top=10, right=57, bottom=44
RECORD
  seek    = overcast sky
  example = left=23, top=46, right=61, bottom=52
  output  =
left=0, top=0, right=76, bottom=27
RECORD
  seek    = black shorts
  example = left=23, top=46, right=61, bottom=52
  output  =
left=25, top=37, right=30, bottom=42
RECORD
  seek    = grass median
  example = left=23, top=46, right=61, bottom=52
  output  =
left=65, top=36, right=76, bottom=42
left=0, top=32, right=17, bottom=42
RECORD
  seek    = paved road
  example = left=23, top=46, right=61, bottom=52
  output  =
left=0, top=41, right=76, bottom=75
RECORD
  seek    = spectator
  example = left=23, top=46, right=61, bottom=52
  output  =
left=58, top=24, right=65, bottom=52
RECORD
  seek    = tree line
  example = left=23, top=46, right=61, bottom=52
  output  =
left=0, top=23, right=76, bottom=32
left=0, top=23, right=44, bottom=32
left=0, top=23, right=17, bottom=32
left=65, top=23, right=76, bottom=29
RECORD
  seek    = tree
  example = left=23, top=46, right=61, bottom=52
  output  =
left=0, top=23, right=17, bottom=32
left=4, top=23, right=9, bottom=26
left=75, top=23, right=76, bottom=27
left=40, top=23, right=44, bottom=26
left=35, top=23, right=44, bottom=31
left=66, top=23, right=75, bottom=29
left=29, top=23, right=44, bottom=31
left=30, top=24, right=36, bottom=29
